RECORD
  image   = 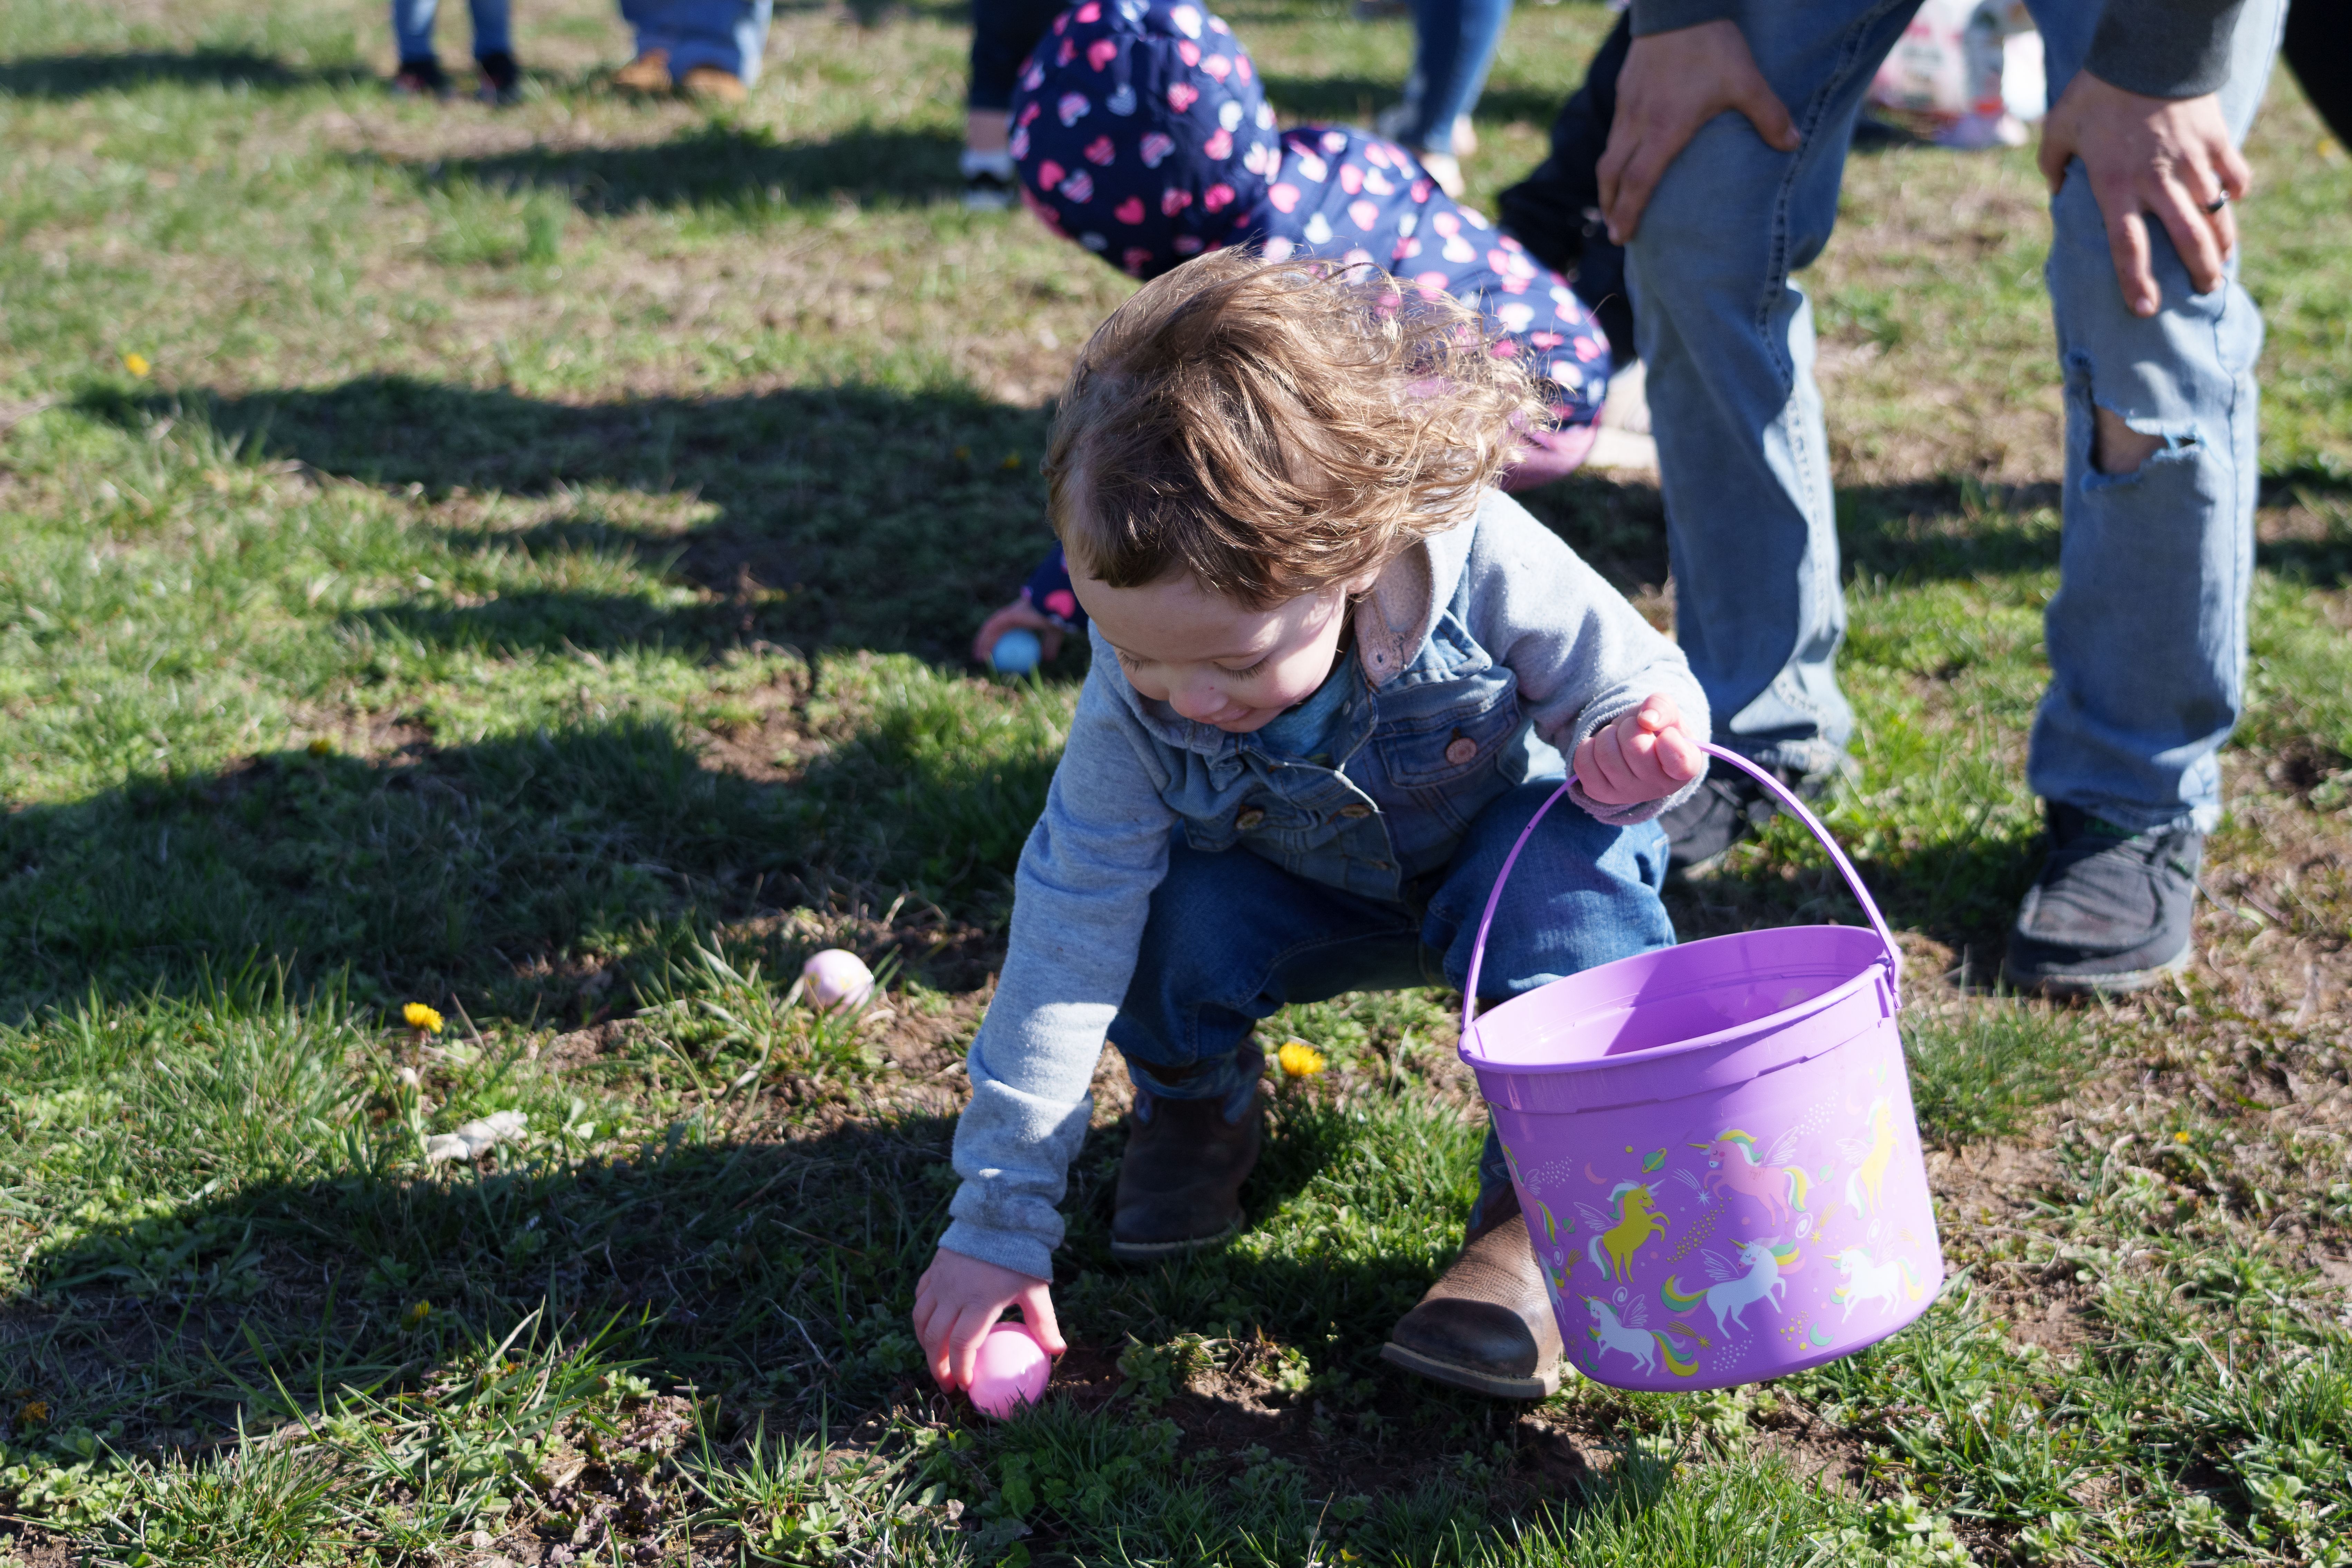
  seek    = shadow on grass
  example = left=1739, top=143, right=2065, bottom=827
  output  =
left=1539, top=472, right=2352, bottom=598
left=1256, top=71, right=1564, bottom=132
left=1666, top=820, right=2039, bottom=984
left=0, top=1097, right=1489, bottom=1510
left=0, top=49, right=367, bottom=99
left=0, top=714, right=1056, bottom=1016
left=78, top=378, right=1058, bottom=663
left=386, top=123, right=969, bottom=214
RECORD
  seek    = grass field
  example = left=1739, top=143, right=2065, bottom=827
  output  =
left=1, top=0, right=2349, bottom=1562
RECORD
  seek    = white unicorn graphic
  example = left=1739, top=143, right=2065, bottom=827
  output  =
left=1661, top=1237, right=1800, bottom=1336
left=1583, top=1296, right=1700, bottom=1379
left=1830, top=1246, right=1925, bottom=1322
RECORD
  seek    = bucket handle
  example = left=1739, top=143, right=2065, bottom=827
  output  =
left=1460, top=743, right=1903, bottom=1045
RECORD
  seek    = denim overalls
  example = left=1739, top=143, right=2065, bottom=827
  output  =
left=1103, top=567, right=1676, bottom=1178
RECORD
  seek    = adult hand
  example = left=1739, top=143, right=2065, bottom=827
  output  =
left=912, top=1246, right=1066, bottom=1393
left=1597, top=19, right=1800, bottom=245
left=1573, top=693, right=1706, bottom=806
left=2038, top=70, right=2249, bottom=317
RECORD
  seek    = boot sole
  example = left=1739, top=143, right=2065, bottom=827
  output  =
left=2003, top=942, right=2191, bottom=999
left=1107, top=1217, right=1241, bottom=1262
left=1378, top=1341, right=1563, bottom=1400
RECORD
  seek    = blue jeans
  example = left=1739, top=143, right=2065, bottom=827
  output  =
left=1627, top=0, right=2283, bottom=831
left=621, top=0, right=773, bottom=84
left=1397, top=0, right=1512, bottom=152
left=1109, top=782, right=1673, bottom=1232
left=970, top=0, right=1063, bottom=111
left=394, top=0, right=510, bottom=61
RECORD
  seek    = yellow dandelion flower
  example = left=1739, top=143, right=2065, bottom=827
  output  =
left=1001, top=451, right=1024, bottom=470
left=123, top=353, right=151, bottom=379
left=308, top=737, right=334, bottom=757
left=18, top=1399, right=48, bottom=1425
left=402, top=1002, right=444, bottom=1035
left=403, top=1300, right=433, bottom=1328
left=2174, top=1130, right=2192, bottom=1144
left=1277, top=1039, right=1326, bottom=1078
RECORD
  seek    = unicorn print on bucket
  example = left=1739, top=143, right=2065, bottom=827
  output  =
left=1584, top=1297, right=1700, bottom=1379
left=1840, top=1099, right=1897, bottom=1220
left=1830, top=1246, right=1926, bottom=1322
left=1661, top=1237, right=1801, bottom=1336
left=1691, top=1128, right=1812, bottom=1228
left=1579, top=1182, right=1670, bottom=1282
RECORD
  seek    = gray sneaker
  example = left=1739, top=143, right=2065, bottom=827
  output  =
left=2002, top=803, right=2202, bottom=997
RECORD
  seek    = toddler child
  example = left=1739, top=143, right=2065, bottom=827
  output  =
left=913, top=251, right=1706, bottom=1400
left=970, top=0, right=1613, bottom=668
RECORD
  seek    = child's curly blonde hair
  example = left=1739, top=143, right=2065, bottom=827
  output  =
left=1043, top=250, right=1545, bottom=610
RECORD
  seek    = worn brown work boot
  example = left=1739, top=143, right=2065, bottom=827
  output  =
left=1381, top=1187, right=1565, bottom=1398
left=1109, top=1090, right=1261, bottom=1261
left=680, top=65, right=747, bottom=102
left=610, top=50, right=673, bottom=93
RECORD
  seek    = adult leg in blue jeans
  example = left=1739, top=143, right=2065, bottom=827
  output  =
left=618, top=0, right=773, bottom=89
left=391, top=0, right=516, bottom=98
left=1615, top=0, right=2284, bottom=980
left=1619, top=0, right=1919, bottom=871
left=1386, top=0, right=1513, bottom=192
left=962, top=0, right=1064, bottom=209
left=1109, top=781, right=1672, bottom=1397
left=2004, top=0, right=2284, bottom=994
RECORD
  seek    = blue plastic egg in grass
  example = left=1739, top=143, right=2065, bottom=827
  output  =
left=991, top=628, right=1042, bottom=675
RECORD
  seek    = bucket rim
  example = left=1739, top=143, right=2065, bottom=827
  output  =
left=1459, top=924, right=1897, bottom=1077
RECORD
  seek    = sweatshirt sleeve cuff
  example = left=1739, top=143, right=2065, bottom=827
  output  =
left=936, top=1220, right=1057, bottom=1284
left=1627, top=0, right=1740, bottom=38
left=2083, top=0, right=2246, bottom=99
left=1557, top=688, right=1712, bottom=827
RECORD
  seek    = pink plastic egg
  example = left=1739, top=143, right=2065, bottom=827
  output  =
left=968, top=1322, right=1051, bottom=1419
left=801, top=948, right=874, bottom=1012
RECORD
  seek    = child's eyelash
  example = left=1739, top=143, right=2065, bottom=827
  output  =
left=1221, top=658, right=1269, bottom=680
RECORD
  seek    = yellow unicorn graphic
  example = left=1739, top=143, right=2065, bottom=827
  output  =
left=1577, top=1182, right=1670, bottom=1282
left=1840, top=1098, right=1895, bottom=1218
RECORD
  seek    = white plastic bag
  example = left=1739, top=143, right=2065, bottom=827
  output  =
left=1867, top=0, right=2043, bottom=149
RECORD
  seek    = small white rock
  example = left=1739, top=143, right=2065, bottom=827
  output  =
left=424, top=1109, right=528, bottom=1163
left=802, top=948, right=874, bottom=1012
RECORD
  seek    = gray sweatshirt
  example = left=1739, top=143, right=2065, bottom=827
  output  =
left=1628, top=0, right=2249, bottom=101
left=939, top=490, right=1711, bottom=1281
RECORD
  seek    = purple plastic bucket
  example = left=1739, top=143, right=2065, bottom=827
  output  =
left=1459, top=746, right=1942, bottom=1392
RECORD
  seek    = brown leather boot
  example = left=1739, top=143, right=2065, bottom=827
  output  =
left=1380, top=1187, right=1565, bottom=1398
left=680, top=65, right=748, bottom=103
left=610, top=50, right=673, bottom=93
left=1109, top=1090, right=1261, bottom=1261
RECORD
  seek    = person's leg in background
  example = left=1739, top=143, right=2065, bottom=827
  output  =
left=964, top=0, right=1066, bottom=209
left=615, top=0, right=768, bottom=96
left=392, top=0, right=451, bottom=93
left=1383, top=781, right=1675, bottom=1399
left=2283, top=0, right=2350, bottom=148
left=1497, top=12, right=1634, bottom=352
left=1622, top=0, right=1922, bottom=870
left=615, top=0, right=679, bottom=90
left=2005, top=0, right=2285, bottom=995
left=1384, top=0, right=1514, bottom=195
left=466, top=0, right=522, bottom=103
